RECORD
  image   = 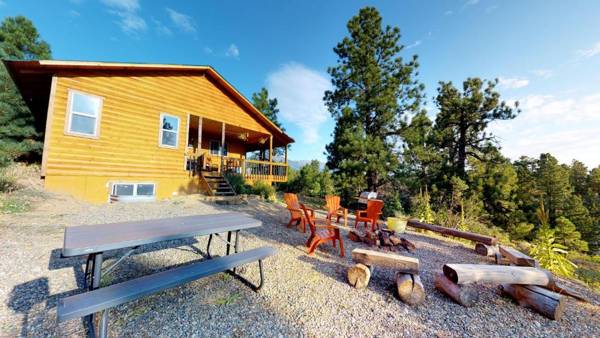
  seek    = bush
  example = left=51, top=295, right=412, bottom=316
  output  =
left=0, top=167, right=18, bottom=193
left=252, top=180, right=275, bottom=200
left=224, top=173, right=252, bottom=194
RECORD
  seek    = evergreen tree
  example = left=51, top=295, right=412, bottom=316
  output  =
left=324, top=7, right=424, bottom=193
left=251, top=87, right=284, bottom=130
left=433, top=78, right=518, bottom=180
left=536, top=153, right=571, bottom=224
left=554, top=216, right=588, bottom=252
left=0, top=16, right=51, bottom=165
left=569, top=160, right=589, bottom=197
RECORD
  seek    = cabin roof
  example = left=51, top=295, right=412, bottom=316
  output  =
left=3, top=59, right=294, bottom=145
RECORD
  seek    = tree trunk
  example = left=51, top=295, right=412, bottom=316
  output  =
left=443, top=264, right=554, bottom=286
left=396, top=273, right=425, bottom=306
left=408, top=219, right=497, bottom=245
left=500, top=284, right=566, bottom=320
left=457, top=125, right=467, bottom=178
left=499, top=246, right=538, bottom=267
left=434, top=273, right=478, bottom=307
left=351, top=249, right=419, bottom=274
left=348, top=263, right=371, bottom=289
left=475, top=243, right=499, bottom=257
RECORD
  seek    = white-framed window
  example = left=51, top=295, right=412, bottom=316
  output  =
left=111, top=183, right=156, bottom=202
left=209, top=140, right=228, bottom=155
left=66, top=90, right=103, bottom=138
left=159, top=113, right=180, bottom=148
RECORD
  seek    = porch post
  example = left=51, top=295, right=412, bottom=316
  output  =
left=221, top=122, right=225, bottom=173
left=269, top=135, right=273, bottom=180
left=198, top=117, right=202, bottom=150
left=284, top=144, right=288, bottom=179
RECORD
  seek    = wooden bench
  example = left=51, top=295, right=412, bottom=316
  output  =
left=58, top=247, right=275, bottom=329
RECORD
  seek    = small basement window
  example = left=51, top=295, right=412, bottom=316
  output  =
left=111, top=183, right=156, bottom=202
left=159, top=113, right=180, bottom=148
left=66, top=90, right=103, bottom=137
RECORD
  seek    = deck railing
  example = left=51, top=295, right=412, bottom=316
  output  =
left=220, top=156, right=288, bottom=182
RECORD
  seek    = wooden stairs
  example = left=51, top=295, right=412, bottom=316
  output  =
left=201, top=171, right=236, bottom=196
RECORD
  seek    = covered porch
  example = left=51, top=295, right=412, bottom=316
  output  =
left=185, top=115, right=290, bottom=183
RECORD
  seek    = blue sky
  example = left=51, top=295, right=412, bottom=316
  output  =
left=2, top=0, right=600, bottom=167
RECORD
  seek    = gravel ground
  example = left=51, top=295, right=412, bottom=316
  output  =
left=1, top=192, right=599, bottom=337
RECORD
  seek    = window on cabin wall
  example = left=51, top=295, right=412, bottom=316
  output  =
left=209, top=140, right=228, bottom=156
left=112, top=183, right=156, bottom=202
left=66, top=90, right=103, bottom=137
left=159, top=113, right=180, bottom=148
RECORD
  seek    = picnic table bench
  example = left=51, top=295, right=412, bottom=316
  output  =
left=56, top=212, right=275, bottom=338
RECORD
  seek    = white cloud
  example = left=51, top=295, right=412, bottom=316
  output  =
left=577, top=42, right=600, bottom=59
left=485, top=5, right=498, bottom=13
left=267, top=63, right=332, bottom=144
left=531, top=69, right=553, bottom=79
left=406, top=40, right=422, bottom=49
left=489, top=93, right=600, bottom=167
left=465, top=0, right=479, bottom=5
left=152, top=18, right=172, bottom=36
left=498, top=76, right=529, bottom=89
left=69, top=10, right=81, bottom=17
left=101, top=0, right=146, bottom=34
left=165, top=8, right=196, bottom=33
left=444, top=10, right=453, bottom=16
left=226, top=44, right=240, bottom=58
left=203, top=47, right=213, bottom=54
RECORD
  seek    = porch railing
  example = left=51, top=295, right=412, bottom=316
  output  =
left=220, top=156, right=288, bottom=182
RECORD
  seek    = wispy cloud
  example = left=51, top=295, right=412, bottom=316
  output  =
left=444, top=10, right=453, bottom=16
left=406, top=40, right=422, bottom=49
left=165, top=8, right=196, bottom=33
left=490, top=93, right=600, bottom=167
left=101, top=0, right=146, bottom=34
left=69, top=9, right=81, bottom=17
left=203, top=47, right=213, bottom=54
left=485, top=5, right=498, bottom=14
left=152, top=18, right=172, bottom=37
left=226, top=44, right=240, bottom=58
left=267, top=63, right=332, bottom=144
left=465, top=0, right=480, bottom=6
left=498, top=76, right=529, bottom=89
left=531, top=69, right=553, bottom=79
left=576, top=41, right=600, bottom=59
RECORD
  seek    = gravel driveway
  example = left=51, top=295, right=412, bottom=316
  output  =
left=1, top=194, right=599, bottom=337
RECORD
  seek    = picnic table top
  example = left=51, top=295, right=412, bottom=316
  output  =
left=62, top=212, right=261, bottom=257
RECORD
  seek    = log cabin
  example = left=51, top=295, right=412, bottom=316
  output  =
left=3, top=60, right=294, bottom=203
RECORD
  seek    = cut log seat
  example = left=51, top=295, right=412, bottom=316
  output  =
left=499, top=246, right=538, bottom=267
left=351, top=248, right=419, bottom=274
left=407, top=219, right=497, bottom=245
left=443, top=264, right=553, bottom=286
left=500, top=284, right=566, bottom=320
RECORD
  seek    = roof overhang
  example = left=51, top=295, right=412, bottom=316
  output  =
left=2, top=60, right=294, bottom=146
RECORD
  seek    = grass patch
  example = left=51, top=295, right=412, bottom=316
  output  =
left=571, top=253, right=600, bottom=291
left=0, top=194, right=31, bottom=214
left=212, top=292, right=241, bottom=305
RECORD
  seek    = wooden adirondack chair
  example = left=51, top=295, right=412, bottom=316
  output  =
left=324, top=195, right=348, bottom=226
left=301, top=203, right=345, bottom=257
left=284, top=193, right=314, bottom=232
left=354, top=199, right=384, bottom=231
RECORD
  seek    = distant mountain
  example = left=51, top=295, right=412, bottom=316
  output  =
left=288, top=160, right=325, bottom=170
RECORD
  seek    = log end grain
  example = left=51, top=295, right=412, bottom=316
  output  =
left=348, top=263, right=371, bottom=289
left=396, top=273, right=425, bottom=306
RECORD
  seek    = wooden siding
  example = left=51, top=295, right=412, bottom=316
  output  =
left=44, top=72, right=273, bottom=203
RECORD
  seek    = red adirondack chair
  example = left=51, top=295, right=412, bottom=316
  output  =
left=354, top=199, right=384, bottom=231
left=324, top=195, right=348, bottom=226
left=301, top=203, right=345, bottom=257
left=284, top=193, right=314, bottom=232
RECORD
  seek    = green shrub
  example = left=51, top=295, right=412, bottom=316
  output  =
left=224, top=173, right=252, bottom=194
left=508, top=222, right=534, bottom=241
left=0, top=167, right=18, bottom=193
left=252, top=180, right=275, bottom=200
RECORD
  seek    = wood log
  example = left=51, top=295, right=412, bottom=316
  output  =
left=400, top=238, right=417, bottom=252
left=407, top=219, right=497, bottom=245
left=379, top=230, right=393, bottom=247
left=348, top=230, right=362, bottom=242
left=475, top=243, right=499, bottom=257
left=544, top=281, right=589, bottom=302
left=499, top=246, right=538, bottom=267
left=347, top=263, right=371, bottom=289
left=351, top=248, right=419, bottom=274
left=396, top=273, right=425, bottom=305
left=434, top=273, right=478, bottom=307
left=389, top=235, right=402, bottom=246
left=495, top=252, right=510, bottom=265
left=443, top=264, right=553, bottom=286
left=500, top=284, right=566, bottom=320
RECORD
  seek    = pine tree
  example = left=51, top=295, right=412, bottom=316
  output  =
left=324, top=7, right=424, bottom=193
left=251, top=87, right=284, bottom=130
left=0, top=16, right=52, bottom=166
left=433, top=78, right=518, bottom=180
left=536, top=153, right=572, bottom=224
left=554, top=216, right=588, bottom=252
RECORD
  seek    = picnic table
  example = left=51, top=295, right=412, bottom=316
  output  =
left=57, top=212, right=275, bottom=338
